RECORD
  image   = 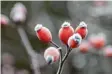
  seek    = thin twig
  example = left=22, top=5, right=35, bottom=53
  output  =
left=50, top=41, right=60, bottom=48
left=50, top=41, right=62, bottom=63
left=50, top=41, right=72, bottom=74
left=62, top=45, right=71, bottom=63
left=56, top=48, right=63, bottom=74
left=56, top=45, right=71, bottom=74
left=50, top=41, right=63, bottom=74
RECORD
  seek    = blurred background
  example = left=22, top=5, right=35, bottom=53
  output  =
left=1, top=1, right=112, bottom=74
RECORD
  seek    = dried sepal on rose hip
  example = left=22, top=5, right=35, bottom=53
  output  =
left=59, top=21, right=74, bottom=45
left=68, top=33, right=82, bottom=49
left=44, top=47, right=60, bottom=64
left=75, top=21, right=88, bottom=39
left=34, top=24, right=52, bottom=43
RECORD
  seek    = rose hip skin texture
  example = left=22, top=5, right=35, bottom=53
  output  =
left=104, top=46, right=112, bottom=57
left=59, top=26, right=74, bottom=45
left=1, top=14, right=9, bottom=26
left=95, top=38, right=105, bottom=49
left=75, top=27, right=87, bottom=39
left=36, top=27, right=52, bottom=43
left=68, top=33, right=82, bottom=49
left=105, top=50, right=112, bottom=57
left=90, top=38, right=105, bottom=49
left=68, top=39, right=79, bottom=48
left=1, top=18, right=8, bottom=25
left=44, top=47, right=60, bottom=62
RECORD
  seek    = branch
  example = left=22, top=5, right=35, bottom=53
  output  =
left=50, top=41, right=63, bottom=74
left=50, top=41, right=72, bottom=74
left=56, top=45, right=71, bottom=74
left=50, top=41, right=60, bottom=48
left=62, top=45, right=71, bottom=62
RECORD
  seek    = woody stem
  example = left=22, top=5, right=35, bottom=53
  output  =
left=50, top=41, right=71, bottom=74
left=56, top=45, right=71, bottom=74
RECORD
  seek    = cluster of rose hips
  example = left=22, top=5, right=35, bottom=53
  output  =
left=1, top=3, right=112, bottom=73
left=34, top=21, right=88, bottom=64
